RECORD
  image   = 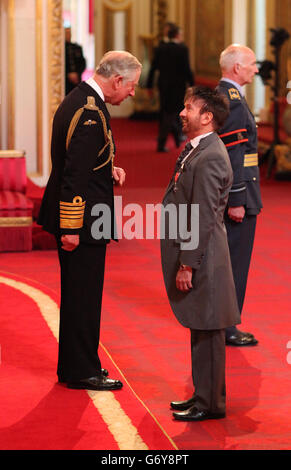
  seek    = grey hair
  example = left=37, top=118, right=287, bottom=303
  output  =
left=96, top=51, right=142, bottom=82
left=219, top=44, right=253, bottom=72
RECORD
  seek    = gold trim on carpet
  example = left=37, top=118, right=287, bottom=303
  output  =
left=0, top=274, right=169, bottom=451
left=101, top=343, right=179, bottom=450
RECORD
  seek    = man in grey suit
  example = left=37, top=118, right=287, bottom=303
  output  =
left=161, top=86, right=241, bottom=421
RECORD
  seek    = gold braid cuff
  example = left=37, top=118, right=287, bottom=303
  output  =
left=60, top=196, right=86, bottom=230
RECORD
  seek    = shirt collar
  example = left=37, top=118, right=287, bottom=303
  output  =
left=86, top=77, right=105, bottom=101
left=221, top=78, right=245, bottom=97
left=190, top=131, right=213, bottom=150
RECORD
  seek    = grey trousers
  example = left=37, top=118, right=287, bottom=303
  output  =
left=190, top=329, right=226, bottom=414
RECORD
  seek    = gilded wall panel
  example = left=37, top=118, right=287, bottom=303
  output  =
left=195, top=0, right=225, bottom=80
left=48, top=0, right=64, bottom=123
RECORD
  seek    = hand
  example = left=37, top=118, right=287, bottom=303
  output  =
left=112, top=166, right=126, bottom=186
left=176, top=266, right=193, bottom=292
left=61, top=234, right=80, bottom=251
left=228, top=206, right=245, bottom=223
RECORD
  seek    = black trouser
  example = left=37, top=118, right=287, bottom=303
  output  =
left=56, top=239, right=107, bottom=382
left=190, top=329, right=226, bottom=413
left=157, top=109, right=181, bottom=149
left=225, top=213, right=257, bottom=336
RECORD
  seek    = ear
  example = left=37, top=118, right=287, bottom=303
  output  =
left=112, top=74, right=123, bottom=90
left=233, top=62, right=241, bottom=74
left=201, top=111, right=213, bottom=126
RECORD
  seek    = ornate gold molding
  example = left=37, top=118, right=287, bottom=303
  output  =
left=47, top=0, right=64, bottom=127
left=104, top=0, right=131, bottom=7
left=103, top=1, right=132, bottom=53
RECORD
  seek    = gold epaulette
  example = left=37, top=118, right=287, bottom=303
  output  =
left=60, top=196, right=85, bottom=230
left=66, top=96, right=115, bottom=171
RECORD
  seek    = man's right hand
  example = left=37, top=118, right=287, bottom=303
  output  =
left=61, top=234, right=80, bottom=251
left=228, top=206, right=245, bottom=223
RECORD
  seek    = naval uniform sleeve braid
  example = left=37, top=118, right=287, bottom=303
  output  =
left=179, top=153, right=227, bottom=270
left=218, top=96, right=247, bottom=207
left=59, top=107, right=106, bottom=234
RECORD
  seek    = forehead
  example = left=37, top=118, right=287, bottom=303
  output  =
left=184, top=98, right=204, bottom=110
left=242, top=50, right=257, bottom=64
left=125, top=68, right=141, bottom=84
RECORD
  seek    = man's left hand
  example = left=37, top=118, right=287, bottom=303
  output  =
left=112, top=166, right=126, bottom=186
left=61, top=234, right=80, bottom=251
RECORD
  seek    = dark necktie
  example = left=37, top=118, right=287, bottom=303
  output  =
left=175, top=142, right=193, bottom=169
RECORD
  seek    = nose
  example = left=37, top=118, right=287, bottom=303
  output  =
left=180, top=108, right=186, bottom=117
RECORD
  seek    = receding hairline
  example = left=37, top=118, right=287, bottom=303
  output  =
left=96, top=50, right=142, bottom=79
left=219, top=44, right=255, bottom=70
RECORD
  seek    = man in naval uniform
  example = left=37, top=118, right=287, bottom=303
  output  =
left=217, top=45, right=263, bottom=347
left=161, top=86, right=241, bottom=421
left=38, top=51, right=141, bottom=390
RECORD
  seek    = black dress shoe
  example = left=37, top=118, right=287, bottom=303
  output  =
left=170, top=397, right=196, bottom=411
left=173, top=406, right=225, bottom=421
left=226, top=330, right=258, bottom=346
left=67, top=376, right=123, bottom=391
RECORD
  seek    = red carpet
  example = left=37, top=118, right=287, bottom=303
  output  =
left=1, top=118, right=291, bottom=450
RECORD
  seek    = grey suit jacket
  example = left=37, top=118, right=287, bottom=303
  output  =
left=160, top=132, right=241, bottom=330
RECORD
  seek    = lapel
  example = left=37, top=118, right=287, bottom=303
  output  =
left=164, top=133, right=218, bottom=198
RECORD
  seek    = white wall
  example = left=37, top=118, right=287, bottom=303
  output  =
left=14, top=0, right=37, bottom=173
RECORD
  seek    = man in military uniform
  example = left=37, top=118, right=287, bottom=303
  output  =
left=65, top=27, right=86, bottom=95
left=38, top=51, right=141, bottom=390
left=217, top=44, right=263, bottom=347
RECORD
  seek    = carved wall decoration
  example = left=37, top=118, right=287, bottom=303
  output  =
left=102, top=1, right=132, bottom=52
left=47, top=0, right=64, bottom=126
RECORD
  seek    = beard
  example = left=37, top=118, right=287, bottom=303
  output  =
left=181, top=119, right=189, bottom=134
